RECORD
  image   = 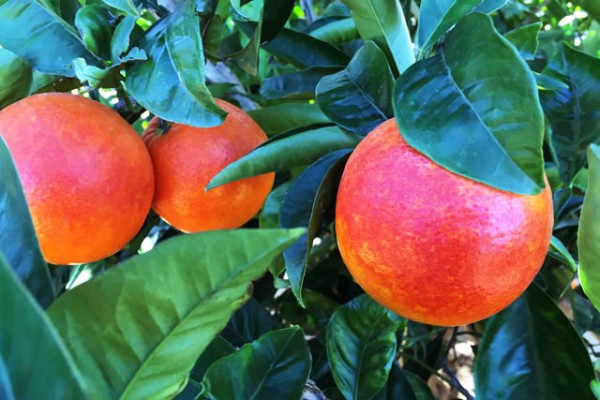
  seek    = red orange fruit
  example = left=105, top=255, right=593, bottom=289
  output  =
left=335, top=118, right=553, bottom=326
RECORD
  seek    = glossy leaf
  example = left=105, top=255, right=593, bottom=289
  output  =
left=0, top=138, right=54, bottom=308
left=237, top=21, right=349, bottom=69
left=202, top=327, right=311, bottom=400
left=309, top=18, right=359, bottom=44
left=0, top=254, right=87, bottom=399
left=540, top=45, right=600, bottom=184
left=579, top=144, right=600, bottom=313
left=207, top=126, right=361, bottom=189
left=474, top=284, right=595, bottom=400
left=418, top=0, right=486, bottom=51
left=189, top=336, right=235, bottom=383
left=0, top=48, right=31, bottom=108
left=47, top=229, right=304, bottom=399
left=0, top=0, right=96, bottom=76
left=111, top=16, right=139, bottom=61
left=260, top=67, right=340, bottom=100
left=550, top=236, right=577, bottom=273
left=281, top=149, right=352, bottom=305
left=505, top=22, right=542, bottom=60
left=248, top=102, right=330, bottom=136
left=125, top=0, right=225, bottom=127
left=221, top=298, right=280, bottom=347
left=75, top=4, right=113, bottom=59
left=394, top=13, right=545, bottom=195
left=103, top=0, right=139, bottom=16
left=534, top=72, right=569, bottom=91
left=327, top=294, right=405, bottom=400
left=341, top=0, right=414, bottom=74
left=374, top=364, right=434, bottom=400
left=260, top=182, right=291, bottom=229
left=316, top=41, right=393, bottom=136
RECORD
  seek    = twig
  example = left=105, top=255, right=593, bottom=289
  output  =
left=441, top=360, right=475, bottom=400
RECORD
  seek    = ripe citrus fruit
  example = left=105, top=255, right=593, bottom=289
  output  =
left=0, top=93, right=154, bottom=265
left=335, top=118, right=554, bottom=326
left=143, top=99, right=274, bottom=233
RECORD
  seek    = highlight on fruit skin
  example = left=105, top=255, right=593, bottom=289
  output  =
left=335, top=118, right=554, bottom=327
left=0, top=93, right=155, bottom=265
left=143, top=98, right=274, bottom=233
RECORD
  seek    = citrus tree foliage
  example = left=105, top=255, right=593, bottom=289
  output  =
left=1, top=0, right=600, bottom=399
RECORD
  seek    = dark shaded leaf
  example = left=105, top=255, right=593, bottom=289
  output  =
left=374, top=363, right=433, bottom=400
left=202, top=327, right=311, bottom=400
left=261, top=67, right=340, bottom=100
left=222, top=298, right=280, bottom=347
left=0, top=138, right=54, bottom=308
left=189, top=336, right=235, bottom=383
left=125, top=0, right=225, bottom=127
left=237, top=21, right=350, bottom=69
left=327, top=294, right=405, bottom=400
left=394, top=13, right=545, bottom=195
left=75, top=4, right=113, bottom=59
left=260, top=182, right=291, bottom=229
left=474, top=284, right=595, bottom=400
left=309, top=18, right=359, bottom=44
left=281, top=149, right=352, bottom=305
left=342, top=0, right=414, bottom=74
left=47, top=229, right=304, bottom=399
left=316, top=41, right=393, bottom=136
left=207, top=126, right=361, bottom=189
left=0, top=253, right=87, bottom=399
left=540, top=45, right=600, bottom=184
left=248, top=102, right=330, bottom=136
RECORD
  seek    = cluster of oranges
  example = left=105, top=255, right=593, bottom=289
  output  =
left=1, top=93, right=554, bottom=327
left=0, top=93, right=273, bottom=265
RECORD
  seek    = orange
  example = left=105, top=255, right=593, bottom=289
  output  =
left=335, top=118, right=553, bottom=326
left=143, top=99, right=274, bottom=233
left=0, top=93, right=154, bottom=265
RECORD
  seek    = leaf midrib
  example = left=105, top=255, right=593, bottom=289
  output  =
left=249, top=332, right=298, bottom=399
left=119, top=249, right=280, bottom=399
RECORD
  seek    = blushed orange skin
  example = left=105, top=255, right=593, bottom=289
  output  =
left=143, top=99, right=274, bottom=233
left=0, top=93, right=154, bottom=265
left=336, top=119, right=554, bottom=326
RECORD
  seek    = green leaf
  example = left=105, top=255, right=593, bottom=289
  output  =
left=259, top=0, right=294, bottom=43
left=327, top=294, right=405, bottom=400
left=202, top=327, right=311, bottom=400
left=534, top=72, right=569, bottom=91
left=418, top=0, right=488, bottom=52
left=207, top=126, right=361, bottom=189
left=281, top=149, right=352, bottom=306
left=0, top=253, right=87, bottom=399
left=75, top=4, right=113, bottom=59
left=259, top=182, right=291, bottom=229
left=0, top=138, right=54, bottom=308
left=341, top=0, right=414, bottom=74
left=474, top=284, right=595, bottom=400
left=394, top=13, right=545, bottom=195
left=549, top=236, right=577, bottom=273
left=111, top=16, right=139, bottom=61
left=374, top=364, right=434, bottom=400
left=0, top=0, right=96, bottom=76
left=0, top=48, right=31, bottom=108
left=103, top=0, right=139, bottom=16
left=189, top=335, right=235, bottom=384
left=125, top=0, right=226, bottom=127
left=47, top=228, right=304, bottom=399
left=237, top=21, right=350, bottom=69
left=579, top=144, right=600, bottom=313
left=504, top=22, right=542, bottom=61
left=309, top=18, right=359, bottom=44
left=221, top=298, right=280, bottom=347
left=472, top=0, right=507, bottom=14
left=260, top=66, right=340, bottom=100
left=316, top=41, right=393, bottom=136
left=248, top=102, right=330, bottom=136
left=540, top=45, right=600, bottom=184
